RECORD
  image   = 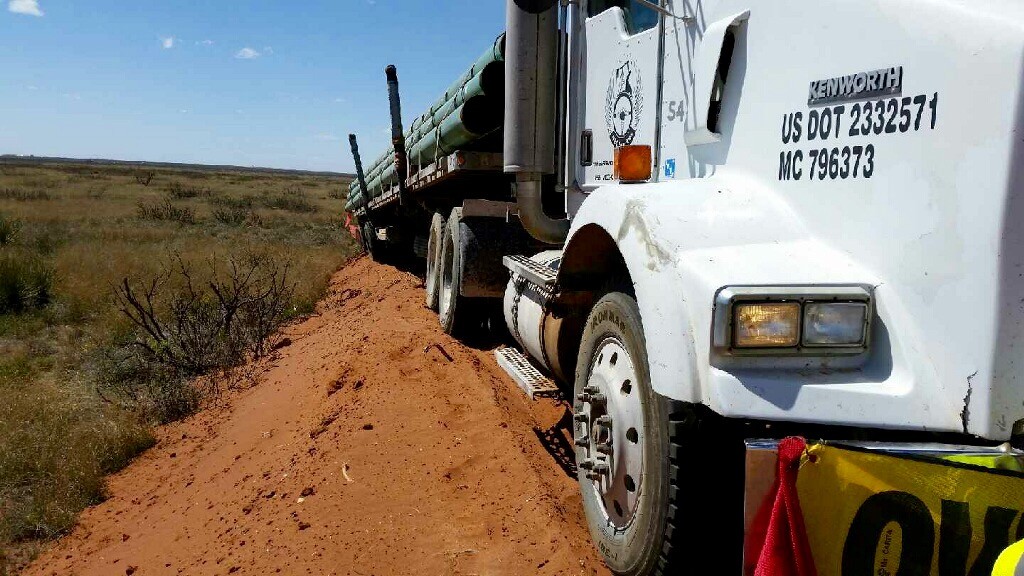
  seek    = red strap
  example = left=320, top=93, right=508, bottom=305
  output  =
left=342, top=212, right=360, bottom=241
left=746, top=437, right=818, bottom=576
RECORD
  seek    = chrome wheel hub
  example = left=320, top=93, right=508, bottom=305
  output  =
left=576, top=338, right=644, bottom=529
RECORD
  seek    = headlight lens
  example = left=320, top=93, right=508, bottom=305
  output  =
left=803, top=302, right=868, bottom=346
left=733, top=302, right=801, bottom=348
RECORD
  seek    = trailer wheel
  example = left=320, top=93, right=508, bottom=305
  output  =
left=439, top=209, right=470, bottom=335
left=424, top=212, right=446, bottom=311
left=362, top=222, right=386, bottom=263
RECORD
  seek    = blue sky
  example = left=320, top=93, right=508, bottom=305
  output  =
left=1, top=0, right=505, bottom=172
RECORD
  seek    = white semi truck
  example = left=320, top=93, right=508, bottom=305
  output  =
left=346, top=1, right=1024, bottom=573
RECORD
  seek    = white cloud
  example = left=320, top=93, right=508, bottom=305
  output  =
left=161, top=36, right=176, bottom=49
left=196, top=39, right=214, bottom=46
left=235, top=47, right=260, bottom=59
left=8, top=0, right=43, bottom=16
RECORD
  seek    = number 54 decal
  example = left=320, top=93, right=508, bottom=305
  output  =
left=666, top=100, right=686, bottom=122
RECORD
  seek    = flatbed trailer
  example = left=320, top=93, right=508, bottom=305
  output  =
left=352, top=150, right=505, bottom=219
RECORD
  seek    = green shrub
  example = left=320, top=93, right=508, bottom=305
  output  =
left=212, top=206, right=262, bottom=227
left=165, top=181, right=210, bottom=199
left=0, top=216, right=20, bottom=246
left=261, top=187, right=316, bottom=213
left=0, top=254, right=55, bottom=314
left=136, top=199, right=196, bottom=225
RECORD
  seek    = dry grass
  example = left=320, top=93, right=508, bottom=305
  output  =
left=0, top=162, right=357, bottom=572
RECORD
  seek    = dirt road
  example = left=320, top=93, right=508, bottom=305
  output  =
left=26, top=257, right=609, bottom=576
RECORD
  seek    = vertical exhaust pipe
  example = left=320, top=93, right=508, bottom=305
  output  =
left=349, top=133, right=369, bottom=195
left=385, top=65, right=409, bottom=201
left=505, top=0, right=569, bottom=245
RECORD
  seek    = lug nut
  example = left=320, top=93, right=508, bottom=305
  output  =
left=596, top=442, right=613, bottom=455
left=595, top=416, right=613, bottom=428
left=574, top=436, right=589, bottom=448
left=579, top=459, right=595, bottom=471
left=593, top=462, right=610, bottom=475
left=573, top=413, right=589, bottom=423
left=583, top=385, right=600, bottom=395
left=576, top=393, right=590, bottom=403
left=589, top=393, right=607, bottom=405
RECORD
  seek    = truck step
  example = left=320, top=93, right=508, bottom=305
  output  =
left=503, top=255, right=557, bottom=288
left=495, top=347, right=560, bottom=400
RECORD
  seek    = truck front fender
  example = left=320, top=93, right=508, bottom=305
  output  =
left=559, top=176, right=965, bottom=433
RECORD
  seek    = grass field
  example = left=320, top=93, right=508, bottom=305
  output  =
left=0, top=161, right=357, bottom=572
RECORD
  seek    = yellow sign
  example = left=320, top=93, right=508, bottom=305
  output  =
left=797, top=445, right=1024, bottom=576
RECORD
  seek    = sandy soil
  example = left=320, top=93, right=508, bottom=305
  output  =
left=26, top=256, right=609, bottom=576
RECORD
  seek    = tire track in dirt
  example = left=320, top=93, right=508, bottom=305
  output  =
left=25, top=256, right=610, bottom=576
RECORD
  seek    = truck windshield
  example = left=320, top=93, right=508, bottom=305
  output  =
left=588, top=0, right=660, bottom=35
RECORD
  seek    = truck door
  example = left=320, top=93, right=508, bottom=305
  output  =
left=580, top=1, right=662, bottom=189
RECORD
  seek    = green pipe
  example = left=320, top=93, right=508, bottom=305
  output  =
left=350, top=33, right=507, bottom=210
left=409, top=95, right=501, bottom=162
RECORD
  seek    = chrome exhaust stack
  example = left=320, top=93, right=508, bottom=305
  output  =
left=504, top=0, right=569, bottom=244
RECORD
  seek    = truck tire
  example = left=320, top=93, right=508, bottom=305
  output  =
left=439, top=208, right=470, bottom=335
left=574, top=292, right=723, bottom=576
left=424, top=212, right=446, bottom=311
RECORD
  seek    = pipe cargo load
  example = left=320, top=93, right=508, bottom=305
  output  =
left=346, top=34, right=506, bottom=212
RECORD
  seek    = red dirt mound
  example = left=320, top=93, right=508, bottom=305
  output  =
left=25, top=256, right=609, bottom=576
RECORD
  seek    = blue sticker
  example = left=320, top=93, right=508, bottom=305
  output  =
left=664, top=158, right=677, bottom=179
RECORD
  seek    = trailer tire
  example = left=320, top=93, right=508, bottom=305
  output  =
left=575, top=292, right=737, bottom=576
left=425, top=212, right=446, bottom=311
left=439, top=209, right=471, bottom=335
left=362, top=222, right=387, bottom=263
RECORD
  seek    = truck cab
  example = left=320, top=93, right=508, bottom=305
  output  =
left=558, top=0, right=1024, bottom=442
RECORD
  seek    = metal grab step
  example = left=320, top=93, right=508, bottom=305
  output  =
left=503, top=255, right=557, bottom=287
left=495, top=347, right=560, bottom=400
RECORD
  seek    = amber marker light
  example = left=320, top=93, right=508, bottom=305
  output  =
left=613, top=145, right=653, bottom=183
left=733, top=302, right=801, bottom=348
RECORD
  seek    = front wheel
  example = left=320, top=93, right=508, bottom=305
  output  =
left=575, top=293, right=741, bottom=575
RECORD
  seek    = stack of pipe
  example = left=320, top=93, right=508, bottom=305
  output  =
left=346, top=34, right=506, bottom=212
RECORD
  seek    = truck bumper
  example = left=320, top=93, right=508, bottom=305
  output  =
left=744, top=439, right=1024, bottom=575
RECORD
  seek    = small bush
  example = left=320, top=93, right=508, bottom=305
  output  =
left=111, top=252, right=295, bottom=420
left=0, top=216, right=21, bottom=246
left=166, top=181, right=210, bottom=199
left=261, top=188, right=315, bottom=213
left=212, top=207, right=262, bottom=228
left=0, top=254, right=55, bottom=314
left=210, top=195, right=255, bottom=210
left=136, top=200, right=196, bottom=225
left=91, top=347, right=201, bottom=424
left=133, top=171, right=155, bottom=187
left=0, top=188, right=52, bottom=202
